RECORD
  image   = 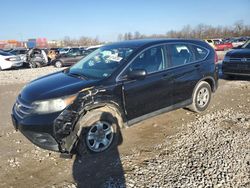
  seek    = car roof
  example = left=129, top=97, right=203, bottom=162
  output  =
left=104, top=38, right=205, bottom=49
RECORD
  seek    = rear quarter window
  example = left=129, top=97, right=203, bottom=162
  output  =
left=191, top=45, right=209, bottom=61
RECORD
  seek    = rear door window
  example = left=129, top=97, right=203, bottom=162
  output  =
left=191, top=45, right=209, bottom=61
left=168, top=44, right=194, bottom=67
left=128, top=45, right=166, bottom=74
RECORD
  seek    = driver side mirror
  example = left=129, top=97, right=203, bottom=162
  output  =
left=126, top=69, right=147, bottom=80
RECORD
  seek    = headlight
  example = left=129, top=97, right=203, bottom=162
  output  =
left=32, top=95, right=77, bottom=114
left=223, top=56, right=230, bottom=62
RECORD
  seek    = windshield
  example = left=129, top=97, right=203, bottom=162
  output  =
left=68, top=46, right=134, bottom=79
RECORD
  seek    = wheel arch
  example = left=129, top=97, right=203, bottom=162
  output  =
left=199, top=76, right=216, bottom=93
left=84, top=102, right=126, bottom=129
left=73, top=102, right=126, bottom=139
left=73, top=103, right=124, bottom=155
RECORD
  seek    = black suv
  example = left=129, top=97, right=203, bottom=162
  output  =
left=222, top=40, right=250, bottom=78
left=12, top=39, right=219, bottom=156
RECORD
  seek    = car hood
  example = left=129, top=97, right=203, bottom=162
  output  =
left=20, top=71, right=99, bottom=103
left=226, top=49, right=250, bottom=58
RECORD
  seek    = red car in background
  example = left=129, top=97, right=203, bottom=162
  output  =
left=214, top=40, right=233, bottom=51
left=205, top=39, right=233, bottom=51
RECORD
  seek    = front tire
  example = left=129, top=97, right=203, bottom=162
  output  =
left=76, top=109, right=120, bottom=156
left=189, top=81, right=212, bottom=113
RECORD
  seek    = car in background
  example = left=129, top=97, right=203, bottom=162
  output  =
left=26, top=48, right=49, bottom=68
left=59, top=47, right=81, bottom=54
left=12, top=39, right=218, bottom=155
left=222, top=40, right=250, bottom=78
left=214, top=41, right=233, bottom=51
left=1, top=48, right=13, bottom=52
left=231, top=38, right=247, bottom=48
left=205, top=39, right=233, bottom=51
left=205, top=39, right=220, bottom=49
left=0, top=50, right=23, bottom=70
left=59, top=47, right=71, bottom=54
left=53, top=45, right=101, bottom=68
left=9, top=48, right=28, bottom=63
left=52, top=48, right=84, bottom=68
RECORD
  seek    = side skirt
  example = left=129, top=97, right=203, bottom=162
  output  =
left=126, top=99, right=192, bottom=126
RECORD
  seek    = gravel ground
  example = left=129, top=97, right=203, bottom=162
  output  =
left=0, top=66, right=63, bottom=85
left=103, top=108, right=250, bottom=187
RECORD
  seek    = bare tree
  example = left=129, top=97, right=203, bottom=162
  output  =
left=117, top=20, right=250, bottom=41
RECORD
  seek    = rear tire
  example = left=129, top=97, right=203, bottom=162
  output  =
left=188, top=81, right=212, bottom=113
left=76, top=109, right=120, bottom=156
left=54, top=61, right=63, bottom=68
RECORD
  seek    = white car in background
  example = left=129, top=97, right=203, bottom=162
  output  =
left=0, top=50, right=23, bottom=71
left=9, top=49, right=28, bottom=63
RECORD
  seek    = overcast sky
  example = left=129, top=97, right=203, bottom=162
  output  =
left=1, top=0, right=250, bottom=41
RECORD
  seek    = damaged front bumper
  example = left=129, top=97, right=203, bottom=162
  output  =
left=11, top=112, right=60, bottom=151
left=11, top=89, right=99, bottom=154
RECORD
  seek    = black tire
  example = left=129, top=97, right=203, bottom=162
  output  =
left=54, top=61, right=63, bottom=68
left=76, top=109, right=120, bottom=156
left=189, top=81, right=212, bottom=113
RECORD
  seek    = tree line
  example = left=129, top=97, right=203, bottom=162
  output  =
left=118, top=20, right=250, bottom=41
left=62, top=36, right=101, bottom=47
left=54, top=20, right=250, bottom=47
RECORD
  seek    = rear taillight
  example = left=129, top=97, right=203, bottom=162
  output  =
left=214, top=51, right=219, bottom=64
